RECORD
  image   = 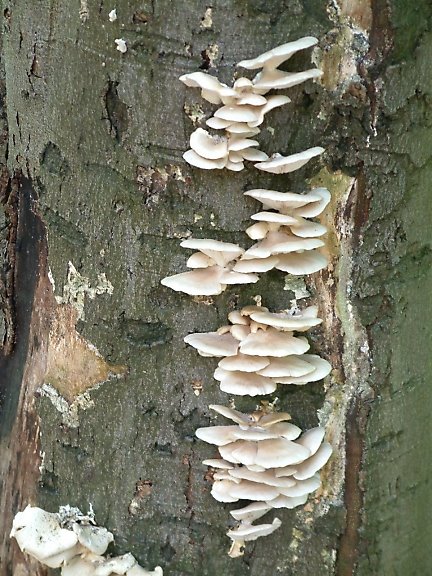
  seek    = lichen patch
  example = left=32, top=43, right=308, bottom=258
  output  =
left=55, top=261, right=113, bottom=320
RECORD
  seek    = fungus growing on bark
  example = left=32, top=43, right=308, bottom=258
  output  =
left=183, top=128, right=269, bottom=171
left=114, top=39, right=127, bottom=53
left=254, top=147, right=324, bottom=173
left=199, top=406, right=332, bottom=550
left=10, top=505, right=163, bottom=575
left=184, top=303, right=330, bottom=394
left=161, top=239, right=258, bottom=296
left=237, top=36, right=322, bottom=93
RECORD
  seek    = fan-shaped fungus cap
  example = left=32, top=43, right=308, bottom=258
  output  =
left=161, top=266, right=226, bottom=296
left=241, top=231, right=324, bottom=259
left=255, top=147, right=324, bottom=173
left=218, top=352, right=270, bottom=372
left=213, top=479, right=281, bottom=502
left=190, top=128, right=228, bottom=160
left=245, top=188, right=329, bottom=215
left=179, top=71, right=235, bottom=104
left=10, top=506, right=80, bottom=568
left=219, top=438, right=310, bottom=468
left=228, top=467, right=296, bottom=488
left=238, top=37, right=318, bottom=70
left=294, top=187, right=331, bottom=217
left=278, top=474, right=321, bottom=497
left=203, top=458, right=234, bottom=469
left=183, top=149, right=227, bottom=170
left=180, top=238, right=244, bottom=266
left=276, top=355, right=331, bottom=384
left=73, top=524, right=114, bottom=556
left=213, top=368, right=277, bottom=396
left=209, top=404, right=292, bottom=428
left=257, top=355, right=316, bottom=378
left=227, top=517, right=282, bottom=542
left=266, top=494, right=308, bottom=509
left=248, top=306, right=322, bottom=331
left=184, top=331, right=239, bottom=357
left=230, top=501, right=271, bottom=522
left=253, top=68, right=322, bottom=92
left=275, top=251, right=328, bottom=275
left=239, top=328, right=310, bottom=357
left=292, top=442, right=333, bottom=481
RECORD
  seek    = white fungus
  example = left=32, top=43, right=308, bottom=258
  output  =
left=10, top=505, right=163, bottom=575
left=180, top=37, right=321, bottom=170
left=198, top=405, right=332, bottom=550
left=184, top=303, right=331, bottom=394
left=108, top=9, right=117, bottom=22
left=115, top=38, right=127, bottom=53
left=161, top=238, right=258, bottom=296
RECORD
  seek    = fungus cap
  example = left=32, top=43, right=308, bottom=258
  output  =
left=257, top=355, right=316, bottom=378
left=161, top=266, right=226, bottom=296
left=183, top=149, right=226, bottom=170
left=239, top=328, right=310, bottom=357
left=275, top=251, right=328, bottom=275
left=255, top=147, right=324, bottom=174
left=227, top=518, right=282, bottom=541
left=10, top=506, right=79, bottom=568
left=230, top=501, right=271, bottom=522
left=184, top=331, right=239, bottom=357
left=276, top=355, right=331, bottom=383
left=218, top=352, right=270, bottom=372
left=213, top=368, right=277, bottom=396
left=238, top=37, right=318, bottom=70
left=292, top=442, right=333, bottom=480
left=253, top=68, right=322, bottom=91
left=248, top=306, right=322, bottom=331
left=190, top=128, right=228, bottom=160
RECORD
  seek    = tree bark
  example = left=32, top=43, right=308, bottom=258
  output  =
left=0, top=1, right=431, bottom=575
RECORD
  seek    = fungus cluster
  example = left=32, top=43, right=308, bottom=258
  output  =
left=10, top=505, right=162, bottom=576
left=161, top=185, right=329, bottom=295
left=158, top=37, right=333, bottom=555
left=235, top=187, right=330, bottom=275
left=185, top=304, right=331, bottom=396
left=180, top=36, right=322, bottom=170
left=197, top=405, right=332, bottom=553
left=160, top=239, right=258, bottom=296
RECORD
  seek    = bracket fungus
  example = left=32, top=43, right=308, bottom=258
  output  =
left=183, top=128, right=269, bottom=171
left=180, top=37, right=322, bottom=171
left=185, top=304, right=331, bottom=395
left=161, top=238, right=258, bottom=296
left=233, top=187, right=330, bottom=275
left=10, top=505, right=163, bottom=575
left=197, top=405, right=332, bottom=550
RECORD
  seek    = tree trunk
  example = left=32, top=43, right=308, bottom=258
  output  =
left=0, top=1, right=430, bottom=575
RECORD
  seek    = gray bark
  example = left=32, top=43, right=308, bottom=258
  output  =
left=0, top=1, right=431, bottom=575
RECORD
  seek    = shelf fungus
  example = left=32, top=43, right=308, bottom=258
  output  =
left=183, top=128, right=269, bottom=171
left=234, top=187, right=330, bottom=275
left=198, top=405, right=332, bottom=551
left=10, top=505, right=163, bottom=575
left=161, top=239, right=258, bottom=296
left=180, top=37, right=321, bottom=170
left=237, top=36, right=323, bottom=93
left=184, top=304, right=331, bottom=395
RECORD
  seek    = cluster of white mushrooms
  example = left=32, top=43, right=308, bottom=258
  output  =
left=185, top=304, right=331, bottom=395
left=10, top=505, right=162, bottom=575
left=160, top=37, right=333, bottom=555
left=197, top=405, right=332, bottom=555
left=180, top=36, right=322, bottom=171
left=161, top=185, right=330, bottom=294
